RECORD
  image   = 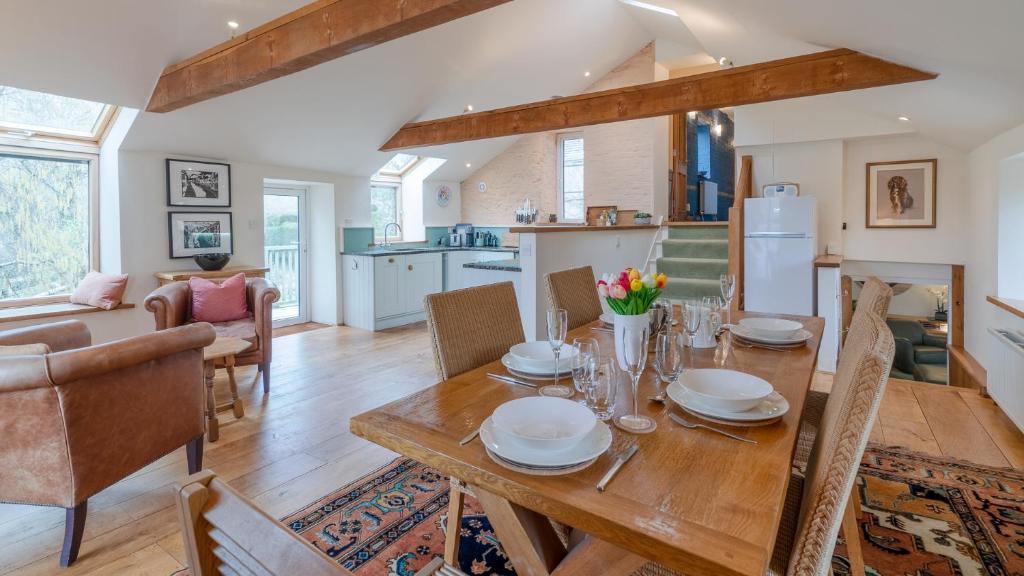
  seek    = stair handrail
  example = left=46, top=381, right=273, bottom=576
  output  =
left=643, top=215, right=665, bottom=275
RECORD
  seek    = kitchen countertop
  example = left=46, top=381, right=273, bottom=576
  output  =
left=342, top=245, right=518, bottom=256
left=463, top=259, right=521, bottom=272
left=508, top=224, right=659, bottom=233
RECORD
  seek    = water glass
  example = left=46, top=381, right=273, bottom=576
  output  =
left=587, top=358, right=619, bottom=421
left=571, top=338, right=599, bottom=400
left=682, top=299, right=702, bottom=343
left=614, top=325, right=656, bottom=434
left=703, top=296, right=723, bottom=336
left=655, top=331, right=685, bottom=385
left=720, top=274, right=736, bottom=325
left=539, top=308, right=572, bottom=398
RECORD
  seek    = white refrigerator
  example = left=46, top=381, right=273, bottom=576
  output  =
left=744, top=197, right=817, bottom=316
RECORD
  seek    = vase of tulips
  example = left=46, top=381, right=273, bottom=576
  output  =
left=598, top=268, right=667, bottom=370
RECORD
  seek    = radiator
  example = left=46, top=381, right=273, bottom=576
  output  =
left=988, top=328, right=1024, bottom=431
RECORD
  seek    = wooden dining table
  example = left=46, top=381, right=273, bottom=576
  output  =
left=350, top=311, right=824, bottom=576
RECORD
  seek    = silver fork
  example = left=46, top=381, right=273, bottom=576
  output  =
left=730, top=339, right=795, bottom=353
left=669, top=413, right=758, bottom=444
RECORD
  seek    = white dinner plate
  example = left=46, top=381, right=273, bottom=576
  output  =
left=729, top=325, right=813, bottom=346
left=479, top=416, right=612, bottom=468
left=666, top=381, right=790, bottom=422
left=501, top=353, right=572, bottom=378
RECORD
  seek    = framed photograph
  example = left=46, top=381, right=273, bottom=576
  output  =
left=168, top=212, right=233, bottom=258
left=166, top=159, right=231, bottom=207
left=866, top=159, right=937, bottom=228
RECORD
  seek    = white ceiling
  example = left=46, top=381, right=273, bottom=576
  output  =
left=2, top=0, right=1023, bottom=180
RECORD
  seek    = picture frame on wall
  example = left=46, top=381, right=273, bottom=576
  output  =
left=168, top=212, right=233, bottom=258
left=865, top=158, right=937, bottom=229
left=166, top=159, right=231, bottom=207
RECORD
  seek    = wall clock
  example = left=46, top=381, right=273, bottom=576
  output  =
left=436, top=184, right=451, bottom=207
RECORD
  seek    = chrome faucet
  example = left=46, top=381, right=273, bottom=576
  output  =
left=382, top=222, right=402, bottom=247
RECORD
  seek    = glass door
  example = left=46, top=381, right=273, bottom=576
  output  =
left=263, top=186, right=309, bottom=326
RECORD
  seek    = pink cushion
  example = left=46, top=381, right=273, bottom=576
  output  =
left=189, top=273, right=249, bottom=323
left=70, top=271, right=128, bottom=310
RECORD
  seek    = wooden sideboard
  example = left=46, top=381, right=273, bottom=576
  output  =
left=154, top=266, right=269, bottom=286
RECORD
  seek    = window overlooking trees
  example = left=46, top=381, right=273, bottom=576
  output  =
left=370, top=183, right=401, bottom=241
left=558, top=133, right=584, bottom=222
left=0, top=85, right=115, bottom=141
left=0, top=151, right=95, bottom=300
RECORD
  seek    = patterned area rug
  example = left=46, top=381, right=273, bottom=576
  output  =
left=281, top=458, right=514, bottom=576
left=832, top=445, right=1024, bottom=576
left=172, top=447, right=1023, bottom=576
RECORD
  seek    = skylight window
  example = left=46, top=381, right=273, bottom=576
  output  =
left=377, top=153, right=420, bottom=176
left=0, top=85, right=115, bottom=141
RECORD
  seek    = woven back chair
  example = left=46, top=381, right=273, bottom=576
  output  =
left=545, top=266, right=604, bottom=331
left=854, top=277, right=893, bottom=321
left=786, top=312, right=894, bottom=575
left=423, top=282, right=526, bottom=381
left=176, top=471, right=349, bottom=575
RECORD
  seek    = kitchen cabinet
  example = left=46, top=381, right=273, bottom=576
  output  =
left=816, top=266, right=841, bottom=373
left=445, top=250, right=516, bottom=291
left=342, top=252, right=443, bottom=331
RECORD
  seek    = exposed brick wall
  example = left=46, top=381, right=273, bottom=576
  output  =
left=461, top=43, right=657, bottom=225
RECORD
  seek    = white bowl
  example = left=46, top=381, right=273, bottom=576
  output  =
left=509, top=341, right=578, bottom=372
left=491, top=397, right=596, bottom=452
left=680, top=369, right=775, bottom=413
left=738, top=318, right=804, bottom=340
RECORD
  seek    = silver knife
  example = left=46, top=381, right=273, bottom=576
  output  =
left=487, top=373, right=538, bottom=389
left=596, top=443, right=638, bottom=492
left=459, top=428, right=480, bottom=445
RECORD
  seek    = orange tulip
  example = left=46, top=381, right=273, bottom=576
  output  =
left=655, top=273, right=667, bottom=289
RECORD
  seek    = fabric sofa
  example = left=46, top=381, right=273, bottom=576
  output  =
left=886, top=318, right=948, bottom=384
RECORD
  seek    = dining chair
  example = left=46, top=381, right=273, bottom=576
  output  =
left=795, top=277, right=892, bottom=471
left=635, top=312, right=894, bottom=576
left=423, top=281, right=527, bottom=568
left=176, top=471, right=350, bottom=575
left=544, top=265, right=604, bottom=331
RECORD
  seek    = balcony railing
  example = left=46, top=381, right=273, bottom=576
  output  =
left=264, top=245, right=299, bottom=310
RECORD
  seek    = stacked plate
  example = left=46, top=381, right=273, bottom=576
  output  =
left=502, top=341, right=575, bottom=380
left=479, top=397, right=612, bottom=475
left=666, top=369, right=790, bottom=426
left=730, top=317, right=812, bottom=348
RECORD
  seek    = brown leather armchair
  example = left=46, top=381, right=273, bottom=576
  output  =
left=0, top=319, right=215, bottom=567
left=145, top=277, right=280, bottom=392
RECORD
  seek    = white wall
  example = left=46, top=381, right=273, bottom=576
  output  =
left=997, top=154, right=1024, bottom=299
left=737, top=139, right=844, bottom=255
left=886, top=284, right=947, bottom=318
left=966, top=122, right=1024, bottom=370
left=422, top=179, right=462, bottom=227
left=734, top=96, right=913, bottom=148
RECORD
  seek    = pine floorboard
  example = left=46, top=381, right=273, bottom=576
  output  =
left=1, top=324, right=1020, bottom=575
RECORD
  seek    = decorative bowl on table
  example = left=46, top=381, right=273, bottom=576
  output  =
left=509, top=341, right=578, bottom=373
left=492, top=397, right=596, bottom=451
left=193, top=253, right=231, bottom=271
left=680, top=369, right=774, bottom=412
left=737, top=317, right=803, bottom=340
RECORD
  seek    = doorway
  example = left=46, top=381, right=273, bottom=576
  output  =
left=264, top=186, right=309, bottom=326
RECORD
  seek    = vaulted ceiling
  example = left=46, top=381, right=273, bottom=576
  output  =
left=1, top=0, right=1022, bottom=181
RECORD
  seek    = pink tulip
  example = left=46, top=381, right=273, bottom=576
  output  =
left=597, top=283, right=609, bottom=298
left=610, top=284, right=627, bottom=299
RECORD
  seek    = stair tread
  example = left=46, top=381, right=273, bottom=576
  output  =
left=663, top=238, right=728, bottom=244
left=667, top=277, right=719, bottom=285
left=658, top=257, right=728, bottom=264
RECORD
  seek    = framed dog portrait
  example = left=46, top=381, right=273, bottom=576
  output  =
left=866, top=159, right=937, bottom=229
left=168, top=212, right=233, bottom=258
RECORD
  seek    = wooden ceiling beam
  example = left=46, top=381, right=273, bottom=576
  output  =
left=380, top=48, right=936, bottom=151
left=147, top=0, right=512, bottom=113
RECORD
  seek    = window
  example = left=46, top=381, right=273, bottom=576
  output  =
left=0, top=85, right=116, bottom=142
left=377, top=153, right=420, bottom=177
left=0, top=149, right=97, bottom=301
left=370, top=182, right=402, bottom=241
left=558, top=133, right=584, bottom=222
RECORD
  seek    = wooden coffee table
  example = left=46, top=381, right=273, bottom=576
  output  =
left=203, top=337, right=252, bottom=442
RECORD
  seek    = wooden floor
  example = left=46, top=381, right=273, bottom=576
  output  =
left=2, top=324, right=1021, bottom=575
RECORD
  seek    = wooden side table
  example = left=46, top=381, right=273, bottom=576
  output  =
left=203, top=337, right=253, bottom=442
left=154, top=266, right=270, bottom=286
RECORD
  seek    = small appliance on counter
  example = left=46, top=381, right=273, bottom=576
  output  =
left=447, top=226, right=461, bottom=247
left=455, top=223, right=474, bottom=247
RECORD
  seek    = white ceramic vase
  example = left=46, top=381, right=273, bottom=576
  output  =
left=613, top=312, right=650, bottom=371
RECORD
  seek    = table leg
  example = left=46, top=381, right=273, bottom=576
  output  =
left=204, top=360, right=219, bottom=443
left=225, top=355, right=244, bottom=419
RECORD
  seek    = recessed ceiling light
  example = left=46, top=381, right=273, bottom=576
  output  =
left=898, top=116, right=910, bottom=122
left=227, top=20, right=240, bottom=29
left=584, top=71, right=591, bottom=78
left=464, top=105, right=474, bottom=113
left=618, top=0, right=678, bottom=17
left=466, top=163, right=472, bottom=168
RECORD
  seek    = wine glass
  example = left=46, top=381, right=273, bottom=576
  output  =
left=682, top=299, right=702, bottom=369
left=656, top=331, right=685, bottom=389
left=658, top=298, right=675, bottom=328
left=614, top=324, right=656, bottom=434
left=539, top=308, right=572, bottom=398
left=587, top=357, right=619, bottom=421
left=720, top=274, right=736, bottom=326
left=571, top=338, right=599, bottom=403
left=703, top=296, right=723, bottom=337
